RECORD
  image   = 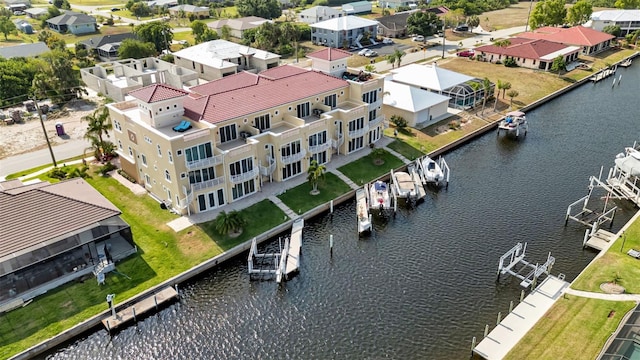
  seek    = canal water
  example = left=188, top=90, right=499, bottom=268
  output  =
left=44, top=66, right=639, bottom=360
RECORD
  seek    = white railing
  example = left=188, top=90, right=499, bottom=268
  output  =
left=368, top=115, right=384, bottom=128
left=308, top=141, right=331, bottom=154
left=191, top=176, right=225, bottom=192
left=230, top=167, right=259, bottom=184
left=185, top=154, right=223, bottom=170
left=348, top=124, right=369, bottom=138
left=281, top=149, right=307, bottom=165
left=178, top=191, right=193, bottom=209
left=260, top=157, right=276, bottom=176
left=332, top=134, right=344, bottom=149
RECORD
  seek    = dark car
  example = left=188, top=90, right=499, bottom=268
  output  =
left=111, top=7, right=120, bottom=11
left=456, top=50, right=475, bottom=57
left=455, top=25, right=469, bottom=32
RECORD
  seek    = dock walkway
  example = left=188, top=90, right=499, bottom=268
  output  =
left=473, top=276, right=569, bottom=360
left=102, top=286, right=178, bottom=330
left=284, top=218, right=304, bottom=278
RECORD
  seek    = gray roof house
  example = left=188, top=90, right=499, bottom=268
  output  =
left=0, top=178, right=136, bottom=312
left=168, top=4, right=210, bottom=18
left=298, top=6, right=343, bottom=24
left=46, top=11, right=97, bottom=35
left=342, top=1, right=372, bottom=15
left=24, top=7, right=49, bottom=19
left=0, top=42, right=49, bottom=59
left=79, top=33, right=137, bottom=61
left=207, top=16, right=270, bottom=39
left=310, top=15, right=379, bottom=48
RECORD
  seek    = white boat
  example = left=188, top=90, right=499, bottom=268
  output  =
left=498, top=110, right=528, bottom=137
left=356, top=188, right=372, bottom=234
left=391, top=166, right=425, bottom=203
left=368, top=180, right=392, bottom=212
left=417, top=155, right=449, bottom=187
left=615, top=146, right=640, bottom=177
left=619, top=58, right=632, bottom=68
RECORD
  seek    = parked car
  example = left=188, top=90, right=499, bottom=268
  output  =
left=456, top=50, right=475, bottom=57
left=13, top=10, right=25, bottom=15
left=358, top=48, right=371, bottom=56
left=364, top=50, right=378, bottom=57
left=382, top=38, right=394, bottom=44
left=455, top=24, right=469, bottom=32
left=111, top=7, right=120, bottom=11
left=412, top=35, right=425, bottom=42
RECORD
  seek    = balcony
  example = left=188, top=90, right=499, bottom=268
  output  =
left=191, top=176, right=225, bottom=192
left=368, top=115, right=385, bottom=128
left=281, top=149, right=306, bottom=165
left=185, top=154, right=224, bottom=171
left=332, top=134, right=344, bottom=149
left=348, top=124, right=370, bottom=138
left=260, top=156, right=276, bottom=176
left=230, top=167, right=259, bottom=184
left=308, top=141, right=331, bottom=154
left=178, top=191, right=193, bottom=209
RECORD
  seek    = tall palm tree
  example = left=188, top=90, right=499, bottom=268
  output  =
left=391, top=48, right=405, bottom=68
left=507, top=90, right=519, bottom=109
left=307, top=160, right=326, bottom=194
left=480, top=77, right=492, bottom=116
left=501, top=81, right=511, bottom=99
left=82, top=107, right=112, bottom=159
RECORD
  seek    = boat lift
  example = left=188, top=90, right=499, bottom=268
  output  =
left=564, top=167, right=618, bottom=229
left=416, top=155, right=450, bottom=188
left=247, top=237, right=284, bottom=280
left=364, top=181, right=397, bottom=215
left=496, top=243, right=555, bottom=289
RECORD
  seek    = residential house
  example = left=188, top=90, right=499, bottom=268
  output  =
left=0, top=42, right=49, bottom=58
left=168, top=4, right=210, bottom=19
left=13, top=19, right=33, bottom=34
left=80, top=57, right=199, bottom=102
left=305, top=47, right=351, bottom=77
left=146, top=0, right=178, bottom=9
left=172, top=39, right=280, bottom=81
left=379, top=0, right=417, bottom=9
left=382, top=78, right=451, bottom=128
left=7, top=3, right=28, bottom=12
left=342, top=1, right=372, bottom=15
left=311, top=15, right=379, bottom=48
left=518, top=26, right=615, bottom=55
left=587, top=10, right=640, bottom=37
left=298, top=6, right=343, bottom=24
left=207, top=16, right=270, bottom=39
left=376, top=11, right=414, bottom=38
left=24, top=7, right=48, bottom=19
left=390, top=63, right=494, bottom=109
left=46, top=11, right=96, bottom=35
left=106, top=59, right=385, bottom=215
left=4, top=0, right=29, bottom=5
left=79, top=33, right=137, bottom=62
left=474, top=38, right=580, bottom=71
left=0, top=178, right=136, bottom=311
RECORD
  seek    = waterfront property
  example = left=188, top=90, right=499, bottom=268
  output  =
left=107, top=54, right=386, bottom=216
left=381, top=78, right=452, bottom=128
left=587, top=10, right=640, bottom=37
left=475, top=38, right=580, bottom=71
left=518, top=26, right=615, bottom=56
left=172, top=39, right=280, bottom=81
left=0, top=178, right=136, bottom=312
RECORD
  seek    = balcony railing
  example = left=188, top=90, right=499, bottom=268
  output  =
left=191, top=176, right=225, bottom=192
left=368, top=115, right=384, bottom=128
left=281, top=149, right=307, bottom=165
left=348, top=124, right=370, bottom=138
left=260, top=157, right=276, bottom=176
left=178, top=191, right=193, bottom=209
left=185, top=154, right=223, bottom=171
left=308, top=141, right=331, bottom=154
left=230, top=167, right=259, bottom=184
left=332, top=134, right=344, bottom=149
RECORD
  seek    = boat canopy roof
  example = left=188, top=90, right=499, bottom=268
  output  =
left=615, top=156, right=640, bottom=177
left=506, top=111, right=525, bottom=117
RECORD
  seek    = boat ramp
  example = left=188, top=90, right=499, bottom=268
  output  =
left=102, top=286, right=179, bottom=331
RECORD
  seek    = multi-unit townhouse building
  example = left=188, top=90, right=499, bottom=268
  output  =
left=107, top=48, right=385, bottom=215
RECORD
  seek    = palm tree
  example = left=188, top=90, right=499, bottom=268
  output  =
left=82, top=107, right=112, bottom=159
left=493, top=39, right=511, bottom=48
left=501, top=81, right=511, bottom=99
left=364, top=64, right=376, bottom=73
left=507, top=89, right=519, bottom=109
left=480, top=77, right=492, bottom=116
left=307, top=160, right=326, bottom=194
left=391, top=48, right=405, bottom=68
left=386, top=53, right=397, bottom=69
left=215, top=210, right=247, bottom=235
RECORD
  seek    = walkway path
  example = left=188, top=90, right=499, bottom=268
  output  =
left=564, top=288, right=640, bottom=302
left=383, top=146, right=412, bottom=164
left=268, top=195, right=298, bottom=219
left=331, top=169, right=359, bottom=190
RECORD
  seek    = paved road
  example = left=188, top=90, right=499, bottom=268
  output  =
left=0, top=139, right=91, bottom=179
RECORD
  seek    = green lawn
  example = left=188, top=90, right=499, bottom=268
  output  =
left=338, top=149, right=404, bottom=186
left=504, top=297, right=636, bottom=360
left=571, top=218, right=640, bottom=294
left=4, top=155, right=86, bottom=180
left=386, top=139, right=426, bottom=161
left=277, top=172, right=351, bottom=215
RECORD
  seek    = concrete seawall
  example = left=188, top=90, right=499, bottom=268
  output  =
left=10, top=52, right=639, bottom=360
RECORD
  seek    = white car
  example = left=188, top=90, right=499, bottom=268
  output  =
left=382, top=38, right=394, bottom=44
left=364, top=50, right=377, bottom=57
left=358, top=48, right=370, bottom=56
left=412, top=35, right=425, bottom=42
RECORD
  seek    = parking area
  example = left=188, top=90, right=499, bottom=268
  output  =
left=348, top=42, right=413, bottom=58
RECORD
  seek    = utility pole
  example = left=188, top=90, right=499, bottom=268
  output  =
left=442, top=21, right=446, bottom=59
left=33, top=98, right=57, bottom=167
left=524, top=0, right=534, bottom=32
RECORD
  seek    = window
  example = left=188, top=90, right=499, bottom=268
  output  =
left=189, top=167, right=216, bottom=184
left=168, top=150, right=173, bottom=163
left=141, top=153, right=147, bottom=166
left=145, top=174, right=151, bottom=185
left=254, top=114, right=270, bottom=131
left=157, top=144, right=162, bottom=156
left=282, top=161, right=302, bottom=180
left=296, top=102, right=310, bottom=118
left=118, top=140, right=122, bottom=150
left=113, top=119, right=122, bottom=132
left=232, top=179, right=255, bottom=200
left=368, top=109, right=377, bottom=122
left=348, top=117, right=365, bottom=132
left=362, top=90, right=377, bottom=104
left=229, top=157, right=254, bottom=176
left=164, top=169, right=171, bottom=182
left=219, top=124, right=237, bottom=143
left=128, top=146, right=133, bottom=157
left=281, top=140, right=302, bottom=158
left=185, top=142, right=213, bottom=162
left=348, top=136, right=364, bottom=153
left=177, top=149, right=183, bottom=156
left=309, top=131, right=327, bottom=147
left=311, top=151, right=327, bottom=165
left=369, top=126, right=381, bottom=144
left=324, top=94, right=337, bottom=108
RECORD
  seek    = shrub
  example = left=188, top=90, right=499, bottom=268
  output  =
left=503, top=58, right=517, bottom=67
left=449, top=120, right=461, bottom=130
left=48, top=167, right=68, bottom=179
left=390, top=114, right=408, bottom=129
left=98, top=162, right=117, bottom=176
left=117, top=169, right=137, bottom=183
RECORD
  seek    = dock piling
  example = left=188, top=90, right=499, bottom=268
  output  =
left=330, top=200, right=334, bottom=214
left=496, top=312, right=502, bottom=326
left=329, top=234, right=333, bottom=257
left=520, top=290, right=525, bottom=303
left=154, top=295, right=158, bottom=310
left=471, top=337, right=476, bottom=354
left=132, top=307, right=137, bottom=323
left=484, top=324, right=489, bottom=338
left=509, top=301, right=514, bottom=313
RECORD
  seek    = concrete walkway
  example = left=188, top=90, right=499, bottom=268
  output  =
left=268, top=195, right=298, bottom=219
left=564, top=288, right=640, bottom=302
left=383, top=146, right=412, bottom=164
left=331, top=169, right=359, bottom=190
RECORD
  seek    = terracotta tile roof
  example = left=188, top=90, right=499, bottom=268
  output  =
left=189, top=72, right=260, bottom=96
left=0, top=179, right=122, bottom=259
left=306, top=47, right=353, bottom=61
left=475, top=38, right=573, bottom=60
left=129, top=83, right=189, bottom=103
left=258, top=64, right=309, bottom=80
left=518, top=26, right=615, bottom=47
left=183, top=68, right=349, bottom=124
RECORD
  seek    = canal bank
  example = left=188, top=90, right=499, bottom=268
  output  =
left=9, top=53, right=640, bottom=360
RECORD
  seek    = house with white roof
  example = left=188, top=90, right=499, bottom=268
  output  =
left=168, top=4, right=209, bottom=19
left=207, top=16, right=270, bottom=39
left=587, top=10, right=640, bottom=37
left=390, top=63, right=493, bottom=109
left=298, top=6, right=343, bottom=24
left=311, top=15, right=379, bottom=48
left=382, top=78, right=450, bottom=128
left=172, top=39, right=280, bottom=81
left=342, top=1, right=372, bottom=15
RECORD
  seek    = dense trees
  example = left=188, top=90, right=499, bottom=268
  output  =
left=191, top=20, right=218, bottom=44
left=429, top=0, right=517, bottom=16
left=407, top=11, right=441, bottom=38
left=134, top=22, right=173, bottom=53
left=0, top=58, right=41, bottom=106
left=236, top=0, right=281, bottom=19
left=528, top=0, right=567, bottom=30
left=34, top=49, right=83, bottom=101
left=603, top=25, right=622, bottom=37
left=118, top=39, right=157, bottom=59
left=566, top=0, right=592, bottom=26
left=0, top=17, right=15, bottom=40
left=614, top=0, right=640, bottom=9
left=242, top=22, right=309, bottom=56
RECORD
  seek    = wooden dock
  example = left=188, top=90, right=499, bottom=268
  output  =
left=590, top=67, right=616, bottom=82
left=284, top=218, right=304, bottom=278
left=584, top=229, right=616, bottom=251
left=102, top=286, right=178, bottom=331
